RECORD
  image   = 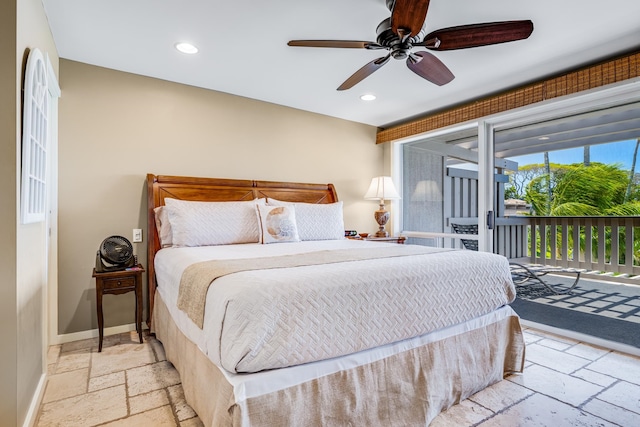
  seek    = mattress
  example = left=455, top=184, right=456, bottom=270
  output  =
left=155, top=240, right=516, bottom=373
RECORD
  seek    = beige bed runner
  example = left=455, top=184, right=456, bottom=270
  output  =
left=178, top=245, right=441, bottom=328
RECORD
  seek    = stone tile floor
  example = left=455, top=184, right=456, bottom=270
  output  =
left=36, top=327, right=640, bottom=426
left=36, top=331, right=202, bottom=427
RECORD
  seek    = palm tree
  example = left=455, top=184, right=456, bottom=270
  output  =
left=583, top=145, right=590, bottom=166
left=551, top=163, right=627, bottom=213
left=544, top=152, right=551, bottom=213
left=624, top=138, right=639, bottom=202
left=526, top=162, right=640, bottom=264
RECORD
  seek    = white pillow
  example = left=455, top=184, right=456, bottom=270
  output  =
left=164, top=198, right=266, bottom=247
left=153, top=206, right=173, bottom=248
left=256, top=205, right=300, bottom=244
left=267, top=199, right=344, bottom=241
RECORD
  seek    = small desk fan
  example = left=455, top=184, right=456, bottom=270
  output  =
left=95, top=235, right=135, bottom=273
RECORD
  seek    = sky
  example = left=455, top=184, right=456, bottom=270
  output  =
left=507, top=139, right=640, bottom=170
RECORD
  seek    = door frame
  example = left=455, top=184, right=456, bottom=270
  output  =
left=45, top=54, right=60, bottom=351
left=391, top=121, right=492, bottom=250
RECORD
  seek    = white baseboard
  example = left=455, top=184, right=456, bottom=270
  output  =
left=50, top=322, right=148, bottom=345
left=23, top=373, right=46, bottom=427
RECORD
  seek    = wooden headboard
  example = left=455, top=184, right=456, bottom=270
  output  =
left=146, top=173, right=339, bottom=326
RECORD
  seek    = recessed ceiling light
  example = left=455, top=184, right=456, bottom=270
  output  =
left=360, top=94, right=376, bottom=101
left=175, top=42, right=198, bottom=54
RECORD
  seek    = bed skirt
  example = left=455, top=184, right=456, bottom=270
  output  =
left=153, top=293, right=525, bottom=426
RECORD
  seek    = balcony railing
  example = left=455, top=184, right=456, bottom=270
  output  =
left=403, top=216, right=640, bottom=279
left=528, top=216, right=640, bottom=277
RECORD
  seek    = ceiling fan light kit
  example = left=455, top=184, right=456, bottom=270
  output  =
left=288, top=0, right=533, bottom=90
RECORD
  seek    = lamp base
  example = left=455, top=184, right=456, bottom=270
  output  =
left=374, top=203, right=390, bottom=238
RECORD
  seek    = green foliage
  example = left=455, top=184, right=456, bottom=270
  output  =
left=524, top=162, right=635, bottom=216
left=628, top=174, right=640, bottom=201
left=604, top=202, right=640, bottom=216
left=515, top=154, right=640, bottom=268
left=507, top=163, right=564, bottom=200
left=504, top=186, right=519, bottom=200
left=551, top=202, right=601, bottom=216
left=552, top=163, right=627, bottom=211
left=525, top=174, right=551, bottom=215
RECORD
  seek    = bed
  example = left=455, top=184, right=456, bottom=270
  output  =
left=146, top=173, right=525, bottom=426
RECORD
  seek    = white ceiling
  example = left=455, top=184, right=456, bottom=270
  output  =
left=41, top=0, right=640, bottom=128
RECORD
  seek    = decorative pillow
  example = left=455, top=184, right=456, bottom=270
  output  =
left=268, top=199, right=344, bottom=241
left=153, top=206, right=173, bottom=248
left=266, top=198, right=293, bottom=206
left=257, top=205, right=300, bottom=244
left=164, top=198, right=266, bottom=247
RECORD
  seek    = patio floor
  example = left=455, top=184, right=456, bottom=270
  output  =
left=510, top=272, right=640, bottom=351
left=516, top=274, right=640, bottom=323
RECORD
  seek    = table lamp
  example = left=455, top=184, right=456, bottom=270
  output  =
left=364, top=176, right=401, bottom=237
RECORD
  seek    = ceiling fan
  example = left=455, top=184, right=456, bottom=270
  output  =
left=288, top=0, right=534, bottom=90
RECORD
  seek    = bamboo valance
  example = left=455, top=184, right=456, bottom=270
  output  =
left=376, top=50, right=640, bottom=144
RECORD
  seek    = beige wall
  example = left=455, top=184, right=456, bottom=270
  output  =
left=1, top=0, right=59, bottom=425
left=0, top=1, right=18, bottom=424
left=58, top=60, right=383, bottom=334
left=16, top=0, right=59, bottom=421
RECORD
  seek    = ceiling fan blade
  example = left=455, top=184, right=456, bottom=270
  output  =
left=406, top=51, right=454, bottom=86
left=418, top=20, right=534, bottom=50
left=288, top=40, right=383, bottom=49
left=391, top=0, right=431, bottom=37
left=337, top=55, right=391, bottom=91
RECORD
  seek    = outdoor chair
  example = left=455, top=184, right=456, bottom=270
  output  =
left=450, top=223, right=581, bottom=295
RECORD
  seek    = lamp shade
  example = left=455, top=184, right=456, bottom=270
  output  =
left=364, top=176, right=401, bottom=201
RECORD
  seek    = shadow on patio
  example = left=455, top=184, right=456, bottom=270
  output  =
left=510, top=273, right=640, bottom=350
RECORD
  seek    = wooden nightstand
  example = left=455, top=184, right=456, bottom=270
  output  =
left=348, top=235, right=407, bottom=244
left=365, top=236, right=407, bottom=244
left=92, top=265, right=145, bottom=352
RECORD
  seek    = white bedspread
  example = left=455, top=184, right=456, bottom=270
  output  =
left=155, top=240, right=515, bottom=373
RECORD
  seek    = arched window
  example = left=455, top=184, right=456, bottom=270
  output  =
left=21, top=48, right=49, bottom=224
